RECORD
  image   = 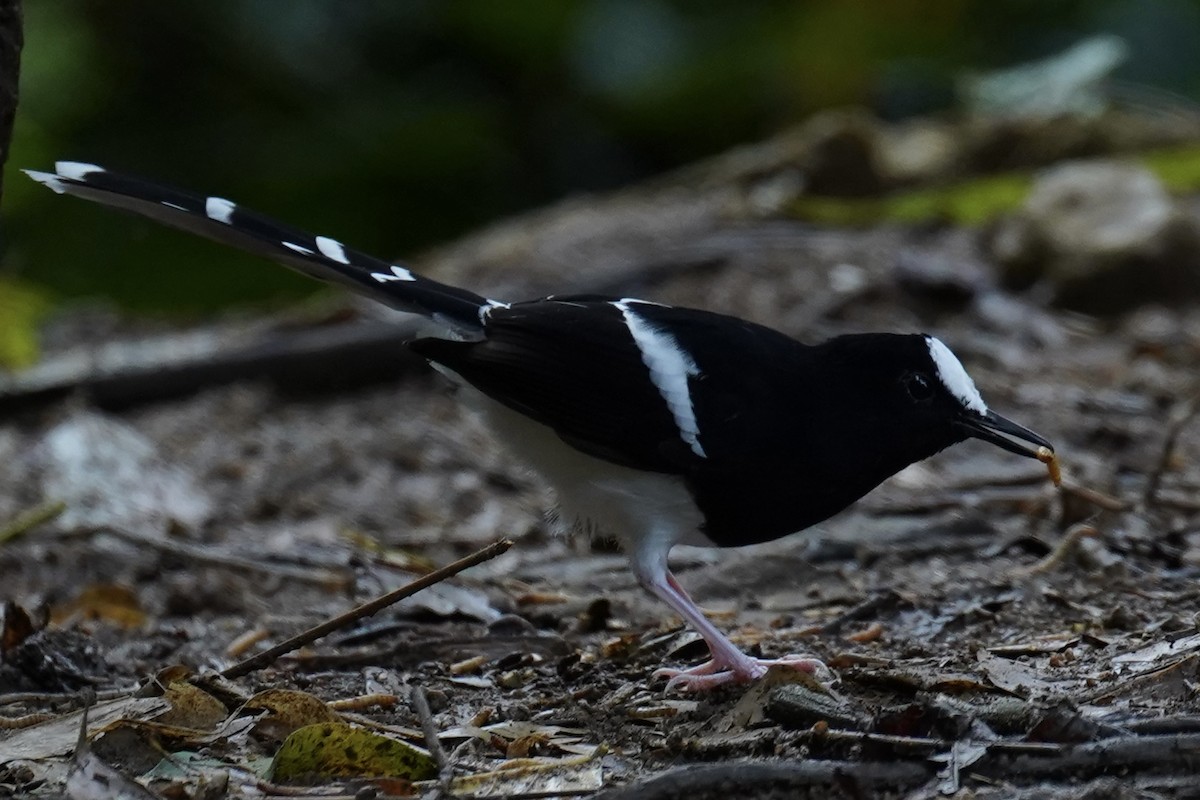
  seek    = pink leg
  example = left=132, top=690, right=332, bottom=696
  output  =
left=632, top=550, right=829, bottom=692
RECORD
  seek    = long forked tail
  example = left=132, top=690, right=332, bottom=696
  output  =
left=24, top=161, right=498, bottom=337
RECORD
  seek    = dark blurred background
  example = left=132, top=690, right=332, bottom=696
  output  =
left=4, top=0, right=1200, bottom=313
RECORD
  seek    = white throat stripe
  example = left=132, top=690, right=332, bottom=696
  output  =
left=614, top=300, right=707, bottom=458
left=927, top=336, right=987, bottom=414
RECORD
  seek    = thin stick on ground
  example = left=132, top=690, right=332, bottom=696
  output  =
left=220, top=538, right=513, bottom=680
left=411, top=684, right=453, bottom=797
left=99, top=526, right=350, bottom=587
left=1010, top=522, right=1100, bottom=577
left=0, top=688, right=131, bottom=708
left=1059, top=479, right=1127, bottom=512
left=1144, top=394, right=1200, bottom=508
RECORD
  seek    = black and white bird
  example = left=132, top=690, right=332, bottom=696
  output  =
left=26, top=161, right=1054, bottom=690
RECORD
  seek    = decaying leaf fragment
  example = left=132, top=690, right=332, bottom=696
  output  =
left=270, top=722, right=437, bottom=783
left=242, top=688, right=339, bottom=743
left=441, top=751, right=604, bottom=798
left=441, top=720, right=593, bottom=757
left=65, top=703, right=160, bottom=800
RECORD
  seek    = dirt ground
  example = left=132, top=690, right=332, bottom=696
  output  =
left=4, top=126, right=1200, bottom=798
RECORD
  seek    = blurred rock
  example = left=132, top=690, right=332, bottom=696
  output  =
left=893, top=249, right=989, bottom=311
left=1121, top=306, right=1196, bottom=364
left=877, top=119, right=961, bottom=184
left=796, top=110, right=885, bottom=197
left=987, top=160, right=1200, bottom=313
left=960, top=114, right=1110, bottom=173
left=39, top=409, right=212, bottom=532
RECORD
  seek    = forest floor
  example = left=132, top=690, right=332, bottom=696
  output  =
left=3, top=116, right=1200, bottom=799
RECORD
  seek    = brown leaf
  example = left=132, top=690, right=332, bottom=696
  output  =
left=242, top=688, right=339, bottom=744
left=53, top=584, right=147, bottom=629
left=156, top=682, right=227, bottom=732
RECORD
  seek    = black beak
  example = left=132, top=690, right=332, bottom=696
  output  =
left=956, top=409, right=1053, bottom=459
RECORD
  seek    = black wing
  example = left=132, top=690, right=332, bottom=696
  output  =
left=410, top=297, right=812, bottom=474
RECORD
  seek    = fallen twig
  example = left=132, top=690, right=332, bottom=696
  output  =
left=460, top=792, right=598, bottom=800
left=0, top=712, right=55, bottom=728
left=99, top=526, right=351, bottom=588
left=1125, top=715, right=1200, bottom=736
left=0, top=687, right=133, bottom=709
left=1144, top=394, right=1200, bottom=508
left=975, top=731, right=1200, bottom=781
left=411, top=684, right=454, bottom=797
left=1059, top=479, right=1128, bottom=512
left=0, top=317, right=427, bottom=412
left=1148, top=492, right=1200, bottom=512
left=220, top=538, right=513, bottom=680
left=0, top=499, right=66, bottom=545
left=592, top=760, right=929, bottom=800
left=225, top=626, right=271, bottom=658
left=1010, top=523, right=1099, bottom=577
left=326, top=693, right=400, bottom=713
left=799, top=726, right=951, bottom=755
left=820, top=590, right=905, bottom=635
left=291, top=631, right=570, bottom=670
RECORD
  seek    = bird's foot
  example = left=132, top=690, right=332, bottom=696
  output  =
left=655, top=653, right=831, bottom=692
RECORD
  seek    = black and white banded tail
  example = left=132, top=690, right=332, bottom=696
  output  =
left=23, top=161, right=499, bottom=337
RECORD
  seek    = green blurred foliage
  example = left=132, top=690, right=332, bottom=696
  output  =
left=791, top=144, right=1200, bottom=227
left=0, top=276, right=49, bottom=368
left=3, top=0, right=1200, bottom=313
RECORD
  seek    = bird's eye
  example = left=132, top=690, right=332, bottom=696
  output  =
left=903, top=372, right=935, bottom=402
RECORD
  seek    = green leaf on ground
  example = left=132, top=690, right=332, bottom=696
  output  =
left=270, top=722, right=437, bottom=784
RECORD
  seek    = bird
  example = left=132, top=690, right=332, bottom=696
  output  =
left=25, top=161, right=1054, bottom=691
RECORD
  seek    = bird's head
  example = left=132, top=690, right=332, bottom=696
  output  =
left=919, top=334, right=1053, bottom=459
left=819, top=333, right=1053, bottom=467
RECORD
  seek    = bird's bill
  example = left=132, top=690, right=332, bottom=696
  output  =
left=957, top=409, right=1053, bottom=459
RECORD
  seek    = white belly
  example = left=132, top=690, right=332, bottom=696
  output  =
left=445, top=376, right=709, bottom=551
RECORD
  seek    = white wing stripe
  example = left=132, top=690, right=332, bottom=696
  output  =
left=615, top=300, right=707, bottom=458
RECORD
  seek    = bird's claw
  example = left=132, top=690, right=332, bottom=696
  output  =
left=655, top=653, right=831, bottom=692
